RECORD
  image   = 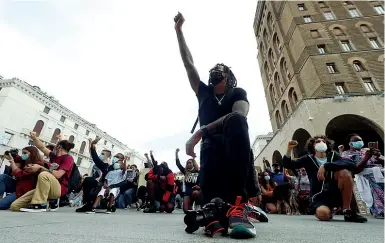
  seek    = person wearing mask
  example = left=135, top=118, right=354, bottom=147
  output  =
left=174, top=12, right=257, bottom=238
left=0, top=147, right=45, bottom=210
left=260, top=171, right=278, bottom=214
left=175, top=148, right=200, bottom=213
left=76, top=137, right=126, bottom=212
left=271, top=163, right=286, bottom=186
left=116, top=164, right=138, bottom=209
left=144, top=157, right=175, bottom=214
left=86, top=156, right=127, bottom=214
left=11, top=136, right=75, bottom=212
left=88, top=146, right=111, bottom=181
left=341, top=134, right=384, bottom=219
left=283, top=136, right=367, bottom=223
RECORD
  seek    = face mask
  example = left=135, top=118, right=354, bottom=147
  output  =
left=315, top=142, right=328, bottom=153
left=111, top=157, right=118, bottom=164
left=316, top=157, right=327, bottom=165
left=264, top=176, right=270, bottom=181
left=209, top=71, right=224, bottom=86
left=113, top=163, right=121, bottom=170
left=189, top=167, right=195, bottom=172
left=99, top=155, right=104, bottom=161
left=21, top=154, right=29, bottom=161
left=351, top=141, right=364, bottom=150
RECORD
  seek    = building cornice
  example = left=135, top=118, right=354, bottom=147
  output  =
left=0, top=78, right=144, bottom=160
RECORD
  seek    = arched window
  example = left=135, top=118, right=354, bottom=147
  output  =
left=50, top=128, right=61, bottom=144
left=269, top=84, right=276, bottom=105
left=288, top=87, right=299, bottom=109
left=263, top=29, right=268, bottom=45
left=32, top=120, right=44, bottom=137
left=268, top=49, right=275, bottom=68
left=79, top=141, right=86, bottom=154
left=69, top=135, right=75, bottom=143
left=275, top=110, right=282, bottom=128
left=281, top=101, right=290, bottom=119
left=273, top=33, right=281, bottom=53
left=333, top=27, right=345, bottom=36
left=360, top=24, right=371, bottom=33
left=259, top=42, right=264, bottom=55
left=267, top=12, right=273, bottom=33
left=274, top=72, right=284, bottom=95
left=280, top=58, right=290, bottom=85
left=352, top=60, right=366, bottom=72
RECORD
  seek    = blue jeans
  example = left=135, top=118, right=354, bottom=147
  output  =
left=0, top=192, right=16, bottom=210
left=116, top=188, right=136, bottom=209
left=0, top=174, right=16, bottom=195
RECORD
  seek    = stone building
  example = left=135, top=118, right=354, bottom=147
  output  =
left=0, top=77, right=145, bottom=174
left=253, top=0, right=384, bottom=168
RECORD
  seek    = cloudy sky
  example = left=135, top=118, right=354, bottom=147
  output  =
left=0, top=0, right=272, bottom=171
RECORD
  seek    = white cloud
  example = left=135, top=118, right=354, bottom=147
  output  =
left=0, top=0, right=272, bottom=172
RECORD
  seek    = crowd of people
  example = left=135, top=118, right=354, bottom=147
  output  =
left=0, top=12, right=383, bottom=241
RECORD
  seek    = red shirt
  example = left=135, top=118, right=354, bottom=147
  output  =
left=12, top=157, right=45, bottom=198
left=49, top=153, right=74, bottom=197
left=146, top=168, right=175, bottom=203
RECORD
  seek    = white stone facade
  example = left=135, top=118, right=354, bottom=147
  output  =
left=0, top=78, right=145, bottom=174
left=254, top=94, right=384, bottom=169
left=251, top=132, right=273, bottom=158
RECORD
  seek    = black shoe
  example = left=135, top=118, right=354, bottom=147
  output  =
left=86, top=208, right=96, bottom=214
left=111, top=204, right=116, bottom=212
left=76, top=204, right=91, bottom=213
left=105, top=208, right=112, bottom=214
left=143, top=207, right=157, bottom=213
left=20, top=204, right=47, bottom=213
left=48, top=199, right=60, bottom=212
left=344, top=210, right=368, bottom=223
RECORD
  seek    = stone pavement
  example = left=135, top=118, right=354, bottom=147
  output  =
left=0, top=208, right=383, bottom=243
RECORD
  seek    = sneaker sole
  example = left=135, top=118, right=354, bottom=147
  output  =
left=20, top=209, right=47, bottom=213
left=86, top=211, right=96, bottom=214
left=105, top=212, right=112, bottom=214
left=229, top=225, right=256, bottom=239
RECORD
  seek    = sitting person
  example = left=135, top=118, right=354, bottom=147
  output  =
left=116, top=166, right=138, bottom=209
left=0, top=147, right=45, bottom=210
left=87, top=156, right=128, bottom=214
left=76, top=137, right=126, bottom=212
left=260, top=171, right=278, bottom=214
left=11, top=136, right=75, bottom=212
left=144, top=153, right=175, bottom=213
left=341, top=134, right=384, bottom=219
left=69, top=174, right=88, bottom=207
left=283, top=136, right=367, bottom=223
left=175, top=148, right=200, bottom=213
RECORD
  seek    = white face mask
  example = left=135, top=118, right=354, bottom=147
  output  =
left=264, top=176, right=270, bottom=181
left=315, top=142, right=327, bottom=153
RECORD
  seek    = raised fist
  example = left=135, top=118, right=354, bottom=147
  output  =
left=288, top=140, right=298, bottom=149
left=174, top=12, right=185, bottom=31
left=176, top=148, right=180, bottom=153
left=30, top=131, right=37, bottom=140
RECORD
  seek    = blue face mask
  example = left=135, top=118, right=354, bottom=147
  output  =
left=99, top=155, right=104, bottom=161
left=21, top=154, right=29, bottom=161
left=113, top=163, right=121, bottom=170
left=111, top=157, right=118, bottom=164
left=351, top=141, right=364, bottom=150
left=316, top=157, right=327, bottom=165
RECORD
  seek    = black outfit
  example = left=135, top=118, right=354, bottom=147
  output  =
left=197, top=81, right=258, bottom=204
left=282, top=151, right=350, bottom=210
left=79, top=148, right=121, bottom=209
left=176, top=158, right=199, bottom=197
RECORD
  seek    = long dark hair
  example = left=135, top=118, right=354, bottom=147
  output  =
left=260, top=171, right=275, bottom=189
left=21, top=146, right=42, bottom=170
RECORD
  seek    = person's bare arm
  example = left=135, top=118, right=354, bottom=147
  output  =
left=30, top=132, right=51, bottom=156
left=174, top=12, right=200, bottom=94
left=206, top=100, right=249, bottom=134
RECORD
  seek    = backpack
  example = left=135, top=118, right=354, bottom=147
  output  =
left=60, top=155, right=82, bottom=193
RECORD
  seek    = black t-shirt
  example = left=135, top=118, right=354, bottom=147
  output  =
left=197, top=82, right=248, bottom=127
left=184, top=172, right=199, bottom=188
